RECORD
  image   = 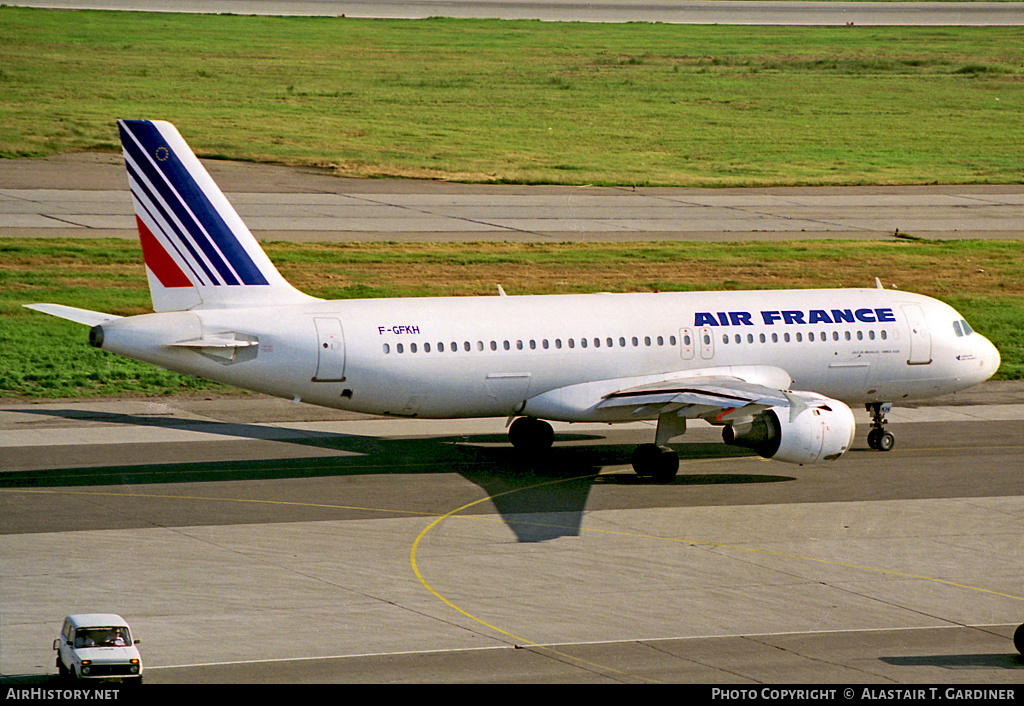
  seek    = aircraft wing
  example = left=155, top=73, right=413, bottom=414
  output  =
left=597, top=376, right=809, bottom=424
left=522, top=365, right=829, bottom=425
left=23, top=304, right=122, bottom=327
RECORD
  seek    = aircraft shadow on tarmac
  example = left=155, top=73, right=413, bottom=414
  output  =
left=4, top=408, right=794, bottom=542
left=881, top=653, right=1024, bottom=670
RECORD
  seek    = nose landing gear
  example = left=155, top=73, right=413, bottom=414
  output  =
left=866, top=402, right=895, bottom=451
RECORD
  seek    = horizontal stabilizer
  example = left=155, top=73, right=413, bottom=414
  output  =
left=23, top=304, right=122, bottom=327
left=170, top=336, right=258, bottom=349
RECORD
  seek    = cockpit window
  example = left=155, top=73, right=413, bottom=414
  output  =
left=946, top=321, right=970, bottom=338
left=953, top=320, right=975, bottom=337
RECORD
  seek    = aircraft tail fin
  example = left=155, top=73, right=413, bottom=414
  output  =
left=117, top=120, right=318, bottom=312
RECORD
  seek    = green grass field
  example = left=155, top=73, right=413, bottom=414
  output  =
left=1, top=7, right=1022, bottom=186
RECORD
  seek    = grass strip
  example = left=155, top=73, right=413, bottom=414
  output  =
left=1, top=8, right=1022, bottom=186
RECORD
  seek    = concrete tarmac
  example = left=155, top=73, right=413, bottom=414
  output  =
left=1, top=389, right=1023, bottom=683
left=2, top=153, right=1023, bottom=243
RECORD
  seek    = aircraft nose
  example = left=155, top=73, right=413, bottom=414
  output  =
left=973, top=334, right=1001, bottom=382
left=983, top=335, right=1001, bottom=378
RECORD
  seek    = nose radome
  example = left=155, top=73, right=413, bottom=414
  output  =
left=984, top=336, right=1001, bottom=378
left=974, top=335, right=1001, bottom=383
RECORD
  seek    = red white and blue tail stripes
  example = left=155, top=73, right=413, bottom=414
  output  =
left=118, top=120, right=315, bottom=311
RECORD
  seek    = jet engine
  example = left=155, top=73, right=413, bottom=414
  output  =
left=722, top=394, right=855, bottom=465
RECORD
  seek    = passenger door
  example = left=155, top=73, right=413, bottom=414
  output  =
left=903, top=305, right=932, bottom=365
left=312, top=317, right=346, bottom=382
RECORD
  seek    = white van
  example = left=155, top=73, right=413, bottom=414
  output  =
left=53, top=614, right=143, bottom=683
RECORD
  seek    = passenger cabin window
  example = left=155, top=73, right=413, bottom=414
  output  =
left=380, top=326, right=781, bottom=355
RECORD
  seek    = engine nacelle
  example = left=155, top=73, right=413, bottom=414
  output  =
left=722, top=394, right=856, bottom=465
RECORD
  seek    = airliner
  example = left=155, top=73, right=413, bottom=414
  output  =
left=26, top=121, right=1001, bottom=482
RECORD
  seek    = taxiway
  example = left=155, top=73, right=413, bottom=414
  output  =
left=2, top=154, right=1023, bottom=244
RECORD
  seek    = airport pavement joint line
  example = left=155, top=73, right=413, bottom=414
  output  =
left=343, top=192, right=542, bottom=238
left=648, top=191, right=866, bottom=234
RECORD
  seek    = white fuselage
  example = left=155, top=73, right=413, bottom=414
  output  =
left=97, top=287, right=1000, bottom=421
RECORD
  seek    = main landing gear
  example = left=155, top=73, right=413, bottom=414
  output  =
left=631, top=444, right=679, bottom=484
left=507, top=416, right=554, bottom=455
left=866, top=402, right=895, bottom=451
left=507, top=417, right=679, bottom=483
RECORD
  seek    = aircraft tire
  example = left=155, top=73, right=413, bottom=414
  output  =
left=1014, top=623, right=1024, bottom=656
left=867, top=428, right=879, bottom=449
left=508, top=417, right=554, bottom=455
left=869, top=429, right=896, bottom=451
left=651, top=450, right=679, bottom=484
left=631, top=444, right=659, bottom=477
left=632, top=444, right=679, bottom=483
